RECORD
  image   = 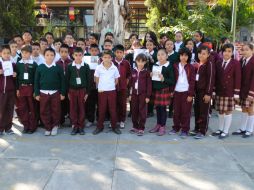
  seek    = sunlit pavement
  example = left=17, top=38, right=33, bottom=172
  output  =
left=0, top=108, right=254, bottom=190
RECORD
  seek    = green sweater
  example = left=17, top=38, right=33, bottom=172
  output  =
left=34, top=64, right=66, bottom=96
left=16, top=60, right=37, bottom=88
left=66, top=63, right=90, bottom=91
left=152, top=62, right=175, bottom=90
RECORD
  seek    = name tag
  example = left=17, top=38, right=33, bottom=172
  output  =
left=196, top=74, right=199, bottom=81
left=24, top=73, right=29, bottom=80
left=76, top=77, right=81, bottom=85
left=135, top=82, right=138, bottom=90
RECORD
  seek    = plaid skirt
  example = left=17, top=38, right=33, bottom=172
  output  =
left=215, top=96, right=235, bottom=112
left=153, top=88, right=171, bottom=106
left=241, top=98, right=254, bottom=109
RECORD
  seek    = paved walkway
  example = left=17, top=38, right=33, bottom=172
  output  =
left=0, top=110, right=254, bottom=190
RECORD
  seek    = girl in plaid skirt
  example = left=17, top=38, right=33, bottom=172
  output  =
left=149, top=49, right=175, bottom=136
left=212, top=44, right=241, bottom=139
left=232, top=44, right=254, bottom=138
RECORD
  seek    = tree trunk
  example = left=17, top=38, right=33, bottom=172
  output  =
left=94, top=0, right=129, bottom=45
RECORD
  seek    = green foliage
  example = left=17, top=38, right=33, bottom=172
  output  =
left=0, top=0, right=36, bottom=39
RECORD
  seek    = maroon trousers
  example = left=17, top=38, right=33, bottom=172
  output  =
left=60, top=98, right=69, bottom=125
left=117, top=89, right=127, bottom=122
left=0, top=91, right=15, bottom=132
left=40, top=92, right=61, bottom=131
left=69, top=88, right=86, bottom=129
left=173, top=91, right=193, bottom=133
left=85, top=89, right=98, bottom=123
left=97, top=90, right=117, bottom=129
left=131, top=93, right=147, bottom=130
left=194, top=90, right=211, bottom=135
left=17, top=86, right=37, bottom=131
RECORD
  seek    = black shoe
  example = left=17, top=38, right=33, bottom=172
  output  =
left=189, top=130, right=198, bottom=136
left=242, top=131, right=253, bottom=138
left=22, top=129, right=29, bottom=134
left=211, top=130, right=223, bottom=136
left=79, top=128, right=85, bottom=135
left=71, top=128, right=79, bottom=135
left=232, top=129, right=246, bottom=135
left=112, top=127, right=122, bottom=135
left=27, top=130, right=36, bottom=134
left=5, top=129, right=14, bottom=135
left=93, top=128, right=104, bottom=135
left=128, top=112, right=131, bottom=118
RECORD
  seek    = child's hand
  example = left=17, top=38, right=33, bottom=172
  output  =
left=13, top=72, right=17, bottom=77
left=187, top=96, right=193, bottom=102
left=150, top=72, right=153, bottom=78
left=35, top=96, right=40, bottom=101
left=159, top=74, right=164, bottom=82
left=203, top=95, right=211, bottom=103
left=0, top=69, right=3, bottom=75
left=128, top=96, right=131, bottom=102
left=84, top=94, right=88, bottom=102
left=16, top=90, right=20, bottom=97
left=60, top=95, right=65, bottom=101
left=145, top=98, right=150, bottom=103
left=247, top=96, right=253, bottom=102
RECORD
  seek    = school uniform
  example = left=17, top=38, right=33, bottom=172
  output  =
left=34, top=62, right=66, bottom=132
left=194, top=60, right=215, bottom=135
left=146, top=49, right=158, bottom=71
left=130, top=68, right=152, bottom=130
left=94, top=63, right=120, bottom=129
left=66, top=62, right=90, bottom=130
left=0, top=60, right=16, bottom=133
left=168, top=51, right=178, bottom=65
left=173, top=63, right=195, bottom=133
left=32, top=54, right=45, bottom=66
left=113, top=58, right=131, bottom=123
left=16, top=59, right=38, bottom=132
left=56, top=58, right=72, bottom=125
left=174, top=41, right=184, bottom=52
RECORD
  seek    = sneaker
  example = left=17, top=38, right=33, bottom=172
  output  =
left=194, top=132, right=205, bottom=139
left=51, top=126, right=58, bottom=136
left=189, top=130, right=198, bottom=136
left=5, top=129, right=14, bottom=135
left=137, top=130, right=144, bottom=136
left=129, top=128, right=138, bottom=134
left=22, top=129, right=29, bottom=134
left=112, top=127, right=122, bottom=135
left=120, top=122, right=125, bottom=129
left=219, top=132, right=229, bottom=139
left=86, top=121, right=93, bottom=128
left=169, top=129, right=177, bottom=135
left=71, top=128, right=79, bottom=135
left=79, top=128, right=85, bottom=135
left=157, top=126, right=166, bottom=136
left=45, top=131, right=51, bottom=136
left=242, top=131, right=253, bottom=138
left=232, top=129, right=246, bottom=135
left=149, top=124, right=161, bottom=133
left=179, top=132, right=188, bottom=139
left=211, top=130, right=222, bottom=136
left=93, top=128, right=104, bottom=135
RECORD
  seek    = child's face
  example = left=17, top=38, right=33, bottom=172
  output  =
left=198, top=50, right=209, bottom=63
left=32, top=46, right=40, bottom=57
left=130, top=35, right=138, bottom=45
left=14, top=37, right=24, bottom=48
left=1, top=49, right=11, bottom=60
left=46, top=34, right=54, bottom=45
left=186, top=41, right=194, bottom=51
left=114, top=50, right=124, bottom=60
left=65, top=35, right=74, bottom=45
left=44, top=51, right=55, bottom=64
left=73, top=52, right=83, bottom=63
left=54, top=42, right=62, bottom=52
left=242, top=45, right=253, bottom=58
left=103, top=42, right=113, bottom=51
left=194, top=32, right=202, bottom=43
left=165, top=41, right=174, bottom=52
left=59, top=48, right=69, bottom=60
left=157, top=51, right=168, bottom=63
left=77, top=41, right=85, bottom=51
left=136, top=60, right=146, bottom=69
left=146, top=41, right=155, bottom=52
left=160, top=36, right=168, bottom=44
left=175, top=33, right=183, bottom=42
left=10, top=43, right=17, bottom=54
left=102, top=54, right=112, bottom=63
left=180, top=53, right=189, bottom=63
left=21, top=51, right=31, bottom=60
left=22, top=32, right=32, bottom=44
left=40, top=41, right=48, bottom=51
left=89, top=36, right=97, bottom=45
left=105, top=35, right=114, bottom=42
left=145, top=33, right=151, bottom=41
left=89, top=48, right=99, bottom=56
left=223, top=48, right=233, bottom=60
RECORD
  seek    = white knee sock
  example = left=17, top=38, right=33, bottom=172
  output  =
left=218, top=114, right=225, bottom=131
left=223, top=114, right=232, bottom=134
left=246, top=115, right=254, bottom=133
left=240, top=113, right=248, bottom=131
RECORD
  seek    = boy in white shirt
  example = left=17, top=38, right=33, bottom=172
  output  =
left=32, top=42, right=45, bottom=65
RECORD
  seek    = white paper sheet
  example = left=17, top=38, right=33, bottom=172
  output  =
left=2, top=61, right=13, bottom=76
left=83, top=56, right=99, bottom=70
left=133, top=49, right=147, bottom=61
left=152, top=65, right=162, bottom=81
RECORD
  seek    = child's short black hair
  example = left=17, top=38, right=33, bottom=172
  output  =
left=39, top=37, right=48, bottom=44
left=146, top=40, right=156, bottom=45
left=8, top=40, right=17, bottom=45
left=129, top=33, right=138, bottom=40
left=222, top=43, right=234, bottom=52
left=197, top=45, right=211, bottom=54
left=22, top=30, right=32, bottom=36
left=243, top=43, right=254, bottom=51
left=53, top=38, right=63, bottom=45
left=21, top=45, right=32, bottom=53
left=32, top=42, right=40, bottom=47
left=77, top=38, right=85, bottom=43
left=114, top=44, right=125, bottom=52
left=105, top=32, right=114, bottom=38
left=90, top=44, right=99, bottom=50
left=45, top=32, right=54, bottom=38
left=178, top=47, right=192, bottom=63
left=0, top=45, right=11, bottom=52
left=160, top=33, right=168, bottom=39
left=102, top=50, right=113, bottom=57
left=59, top=44, right=69, bottom=51
left=104, top=39, right=113, bottom=45
left=74, top=47, right=84, bottom=54
left=13, top=34, right=22, bottom=39
left=44, top=47, right=56, bottom=56
left=90, top=33, right=99, bottom=41
left=135, top=53, right=148, bottom=68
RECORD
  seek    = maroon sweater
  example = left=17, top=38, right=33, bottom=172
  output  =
left=113, top=58, right=131, bottom=90
left=56, top=58, right=72, bottom=75
left=0, top=61, right=16, bottom=93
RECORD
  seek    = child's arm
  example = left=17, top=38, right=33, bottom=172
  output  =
left=34, top=67, right=40, bottom=101
left=234, top=60, right=241, bottom=100
left=146, top=71, right=152, bottom=103
left=59, top=67, right=66, bottom=100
